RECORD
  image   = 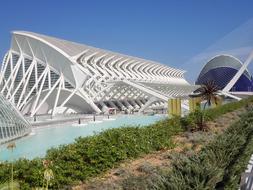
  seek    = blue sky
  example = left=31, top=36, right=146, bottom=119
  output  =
left=1, top=0, right=253, bottom=81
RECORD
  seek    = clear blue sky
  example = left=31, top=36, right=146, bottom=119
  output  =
left=1, top=0, right=253, bottom=81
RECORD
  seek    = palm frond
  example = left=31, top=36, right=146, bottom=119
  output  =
left=190, top=80, right=220, bottom=109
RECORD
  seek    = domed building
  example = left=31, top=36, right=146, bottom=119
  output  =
left=196, top=55, right=253, bottom=92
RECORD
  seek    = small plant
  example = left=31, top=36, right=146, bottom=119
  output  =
left=186, top=131, right=215, bottom=145
left=168, top=115, right=182, bottom=129
left=186, top=106, right=210, bottom=131
left=113, top=168, right=128, bottom=177
left=7, top=142, right=16, bottom=190
left=137, top=162, right=155, bottom=174
left=42, top=160, right=54, bottom=190
left=0, top=181, right=20, bottom=190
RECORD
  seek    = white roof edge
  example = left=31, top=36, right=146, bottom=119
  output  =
left=198, top=54, right=251, bottom=79
left=12, top=31, right=72, bottom=60
left=12, top=31, right=183, bottom=73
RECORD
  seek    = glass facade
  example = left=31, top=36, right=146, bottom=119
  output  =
left=196, top=55, right=253, bottom=92
left=0, top=94, right=31, bottom=144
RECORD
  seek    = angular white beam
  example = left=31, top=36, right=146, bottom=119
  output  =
left=31, top=75, right=62, bottom=116
left=0, top=31, right=195, bottom=116
left=52, top=75, right=64, bottom=116
left=223, top=51, right=253, bottom=92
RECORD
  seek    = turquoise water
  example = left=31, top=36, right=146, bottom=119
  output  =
left=0, top=115, right=165, bottom=161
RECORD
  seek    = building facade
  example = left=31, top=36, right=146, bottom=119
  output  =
left=0, top=94, right=31, bottom=143
left=0, top=31, right=196, bottom=116
left=196, top=54, right=253, bottom=92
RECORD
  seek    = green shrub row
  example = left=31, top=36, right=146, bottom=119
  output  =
left=0, top=97, right=252, bottom=189
left=156, top=109, right=253, bottom=189
left=0, top=119, right=182, bottom=189
left=85, top=98, right=253, bottom=190
left=178, top=97, right=253, bottom=131
left=223, top=133, right=253, bottom=189
left=204, top=97, right=253, bottom=120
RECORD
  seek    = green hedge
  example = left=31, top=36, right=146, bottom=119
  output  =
left=179, top=97, right=253, bottom=131
left=223, top=133, right=253, bottom=189
left=0, top=119, right=181, bottom=189
left=204, top=97, right=253, bottom=120
left=0, top=97, right=252, bottom=189
left=158, top=109, right=253, bottom=189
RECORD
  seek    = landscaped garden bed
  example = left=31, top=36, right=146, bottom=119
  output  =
left=0, top=97, right=253, bottom=189
left=77, top=102, right=250, bottom=189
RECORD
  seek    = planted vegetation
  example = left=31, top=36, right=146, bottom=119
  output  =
left=0, top=97, right=252, bottom=189
left=162, top=110, right=253, bottom=189
left=205, top=97, right=253, bottom=120
left=109, top=99, right=253, bottom=190
left=0, top=119, right=181, bottom=189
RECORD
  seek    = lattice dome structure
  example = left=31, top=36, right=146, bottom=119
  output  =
left=0, top=94, right=31, bottom=144
left=196, top=55, right=253, bottom=91
left=0, top=31, right=196, bottom=116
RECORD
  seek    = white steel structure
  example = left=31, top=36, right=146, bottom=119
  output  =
left=0, top=31, right=196, bottom=116
left=0, top=94, right=31, bottom=143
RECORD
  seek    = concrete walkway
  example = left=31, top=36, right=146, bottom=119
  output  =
left=27, top=114, right=116, bottom=127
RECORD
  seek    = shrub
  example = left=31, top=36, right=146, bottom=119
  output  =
left=183, top=97, right=253, bottom=132
left=204, top=97, right=253, bottom=121
left=45, top=122, right=181, bottom=188
left=0, top=97, right=252, bottom=189
left=186, top=107, right=210, bottom=131
left=156, top=110, right=253, bottom=189
left=223, top=134, right=253, bottom=189
left=0, top=119, right=181, bottom=189
left=137, top=162, right=156, bottom=174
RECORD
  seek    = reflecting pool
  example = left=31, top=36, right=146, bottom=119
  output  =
left=0, top=115, right=166, bottom=161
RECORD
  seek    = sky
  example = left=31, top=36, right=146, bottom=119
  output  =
left=1, top=0, right=253, bottom=82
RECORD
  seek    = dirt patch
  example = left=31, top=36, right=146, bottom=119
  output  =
left=73, top=108, right=246, bottom=190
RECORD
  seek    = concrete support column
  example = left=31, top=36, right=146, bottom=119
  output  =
left=189, top=97, right=201, bottom=112
left=168, top=98, right=181, bottom=117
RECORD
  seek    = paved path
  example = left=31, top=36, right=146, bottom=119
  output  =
left=27, top=114, right=116, bottom=127
left=241, top=155, right=253, bottom=190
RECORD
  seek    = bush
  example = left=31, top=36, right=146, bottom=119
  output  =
left=0, top=119, right=181, bottom=189
left=46, top=121, right=182, bottom=188
left=186, top=107, right=210, bottom=131
left=204, top=97, right=253, bottom=121
left=0, top=97, right=252, bottom=189
left=182, top=97, right=253, bottom=132
left=223, top=134, right=253, bottom=189
left=137, top=162, right=156, bottom=174
left=155, top=110, right=253, bottom=189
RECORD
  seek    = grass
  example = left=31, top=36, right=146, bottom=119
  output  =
left=0, top=181, right=20, bottom=190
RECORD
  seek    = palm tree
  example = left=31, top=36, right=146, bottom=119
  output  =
left=7, top=142, right=16, bottom=190
left=189, top=81, right=221, bottom=131
left=190, top=80, right=220, bottom=110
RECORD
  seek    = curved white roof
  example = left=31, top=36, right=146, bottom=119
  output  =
left=1, top=31, right=196, bottom=116
left=199, top=54, right=252, bottom=80
left=13, top=31, right=184, bottom=75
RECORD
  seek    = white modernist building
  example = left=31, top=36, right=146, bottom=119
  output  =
left=0, top=31, right=196, bottom=116
left=0, top=94, right=31, bottom=143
